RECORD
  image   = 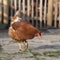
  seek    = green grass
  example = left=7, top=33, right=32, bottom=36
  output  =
left=43, top=50, right=60, bottom=57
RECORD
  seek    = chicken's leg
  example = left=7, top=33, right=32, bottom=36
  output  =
left=17, top=41, right=28, bottom=51
left=18, top=42, right=22, bottom=51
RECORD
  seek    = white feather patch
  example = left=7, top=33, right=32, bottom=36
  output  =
left=12, top=17, right=22, bottom=24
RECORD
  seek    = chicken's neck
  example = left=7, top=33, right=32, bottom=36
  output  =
left=11, top=17, right=22, bottom=24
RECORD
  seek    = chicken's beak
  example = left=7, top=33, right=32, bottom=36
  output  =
left=35, top=33, right=42, bottom=39
left=38, top=32, right=42, bottom=38
left=37, top=34, right=42, bottom=39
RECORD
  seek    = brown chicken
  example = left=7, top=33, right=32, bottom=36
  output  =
left=8, top=11, right=41, bottom=51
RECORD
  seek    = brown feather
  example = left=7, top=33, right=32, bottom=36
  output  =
left=8, top=20, right=41, bottom=42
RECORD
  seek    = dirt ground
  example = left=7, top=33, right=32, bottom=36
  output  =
left=0, top=29, right=60, bottom=60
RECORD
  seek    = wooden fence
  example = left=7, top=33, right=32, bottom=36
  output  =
left=0, top=0, right=60, bottom=29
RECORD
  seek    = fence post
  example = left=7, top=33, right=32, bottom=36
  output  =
left=14, top=0, right=17, bottom=12
left=27, top=0, right=30, bottom=17
left=59, top=0, right=60, bottom=28
left=22, top=0, right=25, bottom=19
left=0, top=0, right=2, bottom=23
left=39, top=0, right=43, bottom=28
left=19, top=0, right=21, bottom=11
left=44, top=0, right=47, bottom=27
left=54, top=0, right=58, bottom=28
left=47, top=0, right=53, bottom=28
left=31, top=0, right=34, bottom=25
left=36, top=0, right=38, bottom=28
left=3, top=0, right=8, bottom=24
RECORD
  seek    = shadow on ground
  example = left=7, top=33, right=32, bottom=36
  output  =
left=35, top=45, right=60, bottom=50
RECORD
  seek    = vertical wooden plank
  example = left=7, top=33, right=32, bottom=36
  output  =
left=27, top=0, right=33, bottom=21
left=23, top=0, right=25, bottom=19
left=27, top=0, right=30, bottom=21
left=14, top=0, right=17, bottom=12
left=10, top=0, right=14, bottom=16
left=47, top=0, right=53, bottom=28
left=19, top=0, right=21, bottom=11
left=23, top=0, right=25, bottom=13
left=0, top=0, right=2, bottom=22
left=31, top=0, right=34, bottom=18
left=54, top=0, right=58, bottom=27
left=27, top=0, right=30, bottom=17
left=40, top=0, right=43, bottom=28
left=58, top=0, right=60, bottom=28
left=3, top=0, right=8, bottom=24
left=44, top=0, right=47, bottom=27
left=36, top=0, right=38, bottom=28
left=1, top=0, right=4, bottom=24
left=18, top=0, right=21, bottom=17
left=31, top=0, right=34, bottom=25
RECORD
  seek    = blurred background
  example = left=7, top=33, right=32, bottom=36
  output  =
left=0, top=0, right=60, bottom=30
